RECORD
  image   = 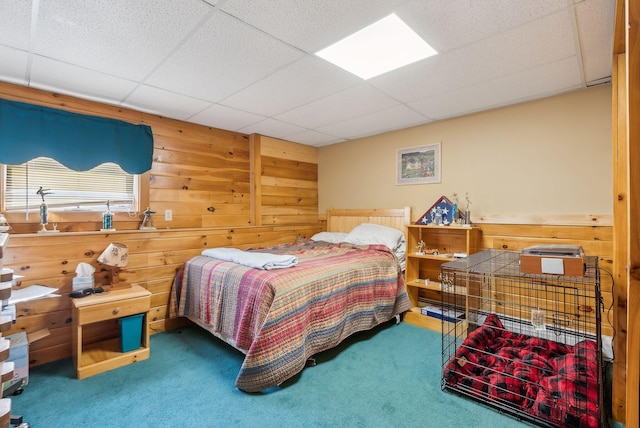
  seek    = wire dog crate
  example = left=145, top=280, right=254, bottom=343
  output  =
left=439, top=250, right=603, bottom=428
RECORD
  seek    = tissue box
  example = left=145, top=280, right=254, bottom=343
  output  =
left=72, top=276, right=94, bottom=291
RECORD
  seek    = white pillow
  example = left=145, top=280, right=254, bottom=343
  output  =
left=394, top=240, right=406, bottom=260
left=310, top=231, right=348, bottom=244
left=395, top=240, right=407, bottom=271
left=344, top=223, right=405, bottom=251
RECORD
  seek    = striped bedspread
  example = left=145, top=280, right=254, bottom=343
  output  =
left=169, top=240, right=410, bottom=392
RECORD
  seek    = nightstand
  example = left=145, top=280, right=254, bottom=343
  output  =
left=71, top=284, right=151, bottom=379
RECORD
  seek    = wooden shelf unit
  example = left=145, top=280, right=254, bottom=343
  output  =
left=72, top=284, right=151, bottom=379
left=404, top=224, right=481, bottom=331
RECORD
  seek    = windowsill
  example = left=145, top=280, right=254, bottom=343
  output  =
left=3, top=224, right=260, bottom=237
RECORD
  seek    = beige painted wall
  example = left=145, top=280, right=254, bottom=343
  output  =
left=318, top=85, right=612, bottom=220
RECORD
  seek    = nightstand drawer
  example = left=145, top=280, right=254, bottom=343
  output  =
left=76, top=296, right=150, bottom=325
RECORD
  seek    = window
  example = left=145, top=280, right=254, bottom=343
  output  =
left=3, top=157, right=139, bottom=213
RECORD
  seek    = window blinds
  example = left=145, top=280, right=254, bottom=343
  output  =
left=5, top=158, right=134, bottom=211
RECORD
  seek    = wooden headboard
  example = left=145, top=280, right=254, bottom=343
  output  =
left=326, top=207, right=411, bottom=233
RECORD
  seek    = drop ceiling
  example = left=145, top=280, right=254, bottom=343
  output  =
left=0, top=0, right=615, bottom=147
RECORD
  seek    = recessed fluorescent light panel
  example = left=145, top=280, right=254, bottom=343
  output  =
left=315, top=13, right=437, bottom=80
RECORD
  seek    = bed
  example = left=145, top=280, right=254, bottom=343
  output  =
left=169, top=208, right=411, bottom=392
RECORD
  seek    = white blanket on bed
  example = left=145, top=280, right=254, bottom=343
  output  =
left=201, top=247, right=298, bottom=270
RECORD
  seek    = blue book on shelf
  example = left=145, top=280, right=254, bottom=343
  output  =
left=421, top=306, right=464, bottom=323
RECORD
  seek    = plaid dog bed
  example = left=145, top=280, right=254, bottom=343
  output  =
left=443, top=314, right=600, bottom=427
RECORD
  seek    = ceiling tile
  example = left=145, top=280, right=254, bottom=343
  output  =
left=221, top=56, right=360, bottom=116
left=239, top=118, right=307, bottom=139
left=397, top=0, right=567, bottom=52
left=122, top=85, right=212, bottom=120
left=276, top=83, right=399, bottom=129
left=146, top=11, right=304, bottom=102
left=189, top=104, right=265, bottom=131
left=219, top=0, right=407, bottom=52
left=409, top=57, right=584, bottom=119
left=0, top=0, right=32, bottom=51
left=33, top=0, right=211, bottom=80
left=283, top=129, right=347, bottom=147
left=29, top=56, right=138, bottom=104
left=316, top=104, right=430, bottom=140
left=574, top=0, right=615, bottom=83
left=371, top=8, right=578, bottom=103
left=0, top=46, right=28, bottom=85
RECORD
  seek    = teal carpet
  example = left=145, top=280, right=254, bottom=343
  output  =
left=11, top=322, right=533, bottom=427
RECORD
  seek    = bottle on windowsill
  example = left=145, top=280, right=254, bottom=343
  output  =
left=101, top=200, right=115, bottom=232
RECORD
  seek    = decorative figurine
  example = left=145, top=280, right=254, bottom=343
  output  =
left=36, top=187, right=58, bottom=233
left=465, top=192, right=472, bottom=225
left=416, top=240, right=426, bottom=255
left=140, top=207, right=156, bottom=230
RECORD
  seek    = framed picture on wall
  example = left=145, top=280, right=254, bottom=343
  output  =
left=396, top=142, right=441, bottom=185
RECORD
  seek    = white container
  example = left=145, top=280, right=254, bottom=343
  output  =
left=72, top=276, right=94, bottom=292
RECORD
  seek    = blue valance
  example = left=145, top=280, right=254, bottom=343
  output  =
left=0, top=98, right=153, bottom=174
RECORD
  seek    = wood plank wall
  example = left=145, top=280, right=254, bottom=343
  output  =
left=476, top=217, right=614, bottom=339
left=252, top=135, right=319, bottom=227
left=151, top=129, right=252, bottom=228
left=0, top=82, right=321, bottom=367
left=612, top=0, right=639, bottom=424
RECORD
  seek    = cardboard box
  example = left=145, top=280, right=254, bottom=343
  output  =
left=519, top=254, right=585, bottom=276
left=2, top=329, right=50, bottom=395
